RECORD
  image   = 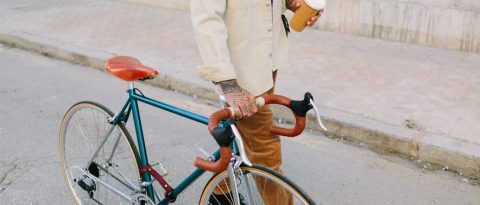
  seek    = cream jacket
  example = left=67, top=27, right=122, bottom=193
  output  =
left=190, top=0, right=288, bottom=96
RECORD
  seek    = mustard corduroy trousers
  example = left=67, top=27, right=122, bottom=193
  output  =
left=213, top=72, right=293, bottom=204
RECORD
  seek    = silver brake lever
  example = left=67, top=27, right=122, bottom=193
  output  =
left=230, top=124, right=253, bottom=167
left=309, top=98, right=328, bottom=131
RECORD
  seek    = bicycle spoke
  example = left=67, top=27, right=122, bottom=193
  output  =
left=86, top=125, right=115, bottom=168
left=275, top=185, right=281, bottom=204
left=210, top=195, right=221, bottom=205
left=108, top=133, right=123, bottom=163
left=217, top=180, right=233, bottom=204
left=74, top=115, right=92, bottom=154
left=244, top=173, right=257, bottom=205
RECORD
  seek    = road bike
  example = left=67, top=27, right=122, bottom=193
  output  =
left=58, top=56, right=326, bottom=204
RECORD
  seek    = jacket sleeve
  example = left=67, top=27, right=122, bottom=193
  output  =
left=190, top=0, right=237, bottom=83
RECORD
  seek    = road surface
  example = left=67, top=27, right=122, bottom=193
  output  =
left=0, top=45, right=479, bottom=204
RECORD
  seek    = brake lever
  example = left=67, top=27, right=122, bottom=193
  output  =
left=309, top=98, right=327, bottom=131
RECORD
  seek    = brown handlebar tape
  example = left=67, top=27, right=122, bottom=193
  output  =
left=193, top=147, right=232, bottom=173
left=207, top=108, right=232, bottom=134
left=194, top=108, right=233, bottom=173
left=194, top=94, right=306, bottom=173
left=263, top=95, right=307, bottom=137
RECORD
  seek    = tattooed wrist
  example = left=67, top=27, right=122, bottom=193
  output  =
left=218, top=80, right=242, bottom=94
left=216, top=80, right=257, bottom=119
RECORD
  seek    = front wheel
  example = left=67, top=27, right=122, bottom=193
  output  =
left=199, top=164, right=316, bottom=205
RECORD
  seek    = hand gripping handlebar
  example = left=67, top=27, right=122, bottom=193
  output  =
left=193, top=93, right=315, bottom=172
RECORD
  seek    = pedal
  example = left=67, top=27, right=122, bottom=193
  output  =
left=78, top=179, right=96, bottom=193
left=151, top=162, right=168, bottom=177
left=75, top=177, right=96, bottom=198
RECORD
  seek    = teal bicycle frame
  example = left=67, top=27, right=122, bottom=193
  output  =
left=112, top=82, right=230, bottom=204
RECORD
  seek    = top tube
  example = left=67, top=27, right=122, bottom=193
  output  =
left=129, top=89, right=209, bottom=125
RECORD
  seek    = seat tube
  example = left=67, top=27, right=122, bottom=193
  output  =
left=128, top=86, right=155, bottom=199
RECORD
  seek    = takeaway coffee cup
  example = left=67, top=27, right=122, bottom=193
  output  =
left=290, top=0, right=326, bottom=32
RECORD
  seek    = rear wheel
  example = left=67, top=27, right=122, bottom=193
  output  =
left=59, top=101, right=141, bottom=204
left=199, top=164, right=316, bottom=205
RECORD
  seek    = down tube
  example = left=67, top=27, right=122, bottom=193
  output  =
left=159, top=150, right=221, bottom=205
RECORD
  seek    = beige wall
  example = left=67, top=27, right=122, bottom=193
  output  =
left=316, top=0, right=480, bottom=53
left=116, top=0, right=189, bottom=11
left=120, top=0, right=480, bottom=53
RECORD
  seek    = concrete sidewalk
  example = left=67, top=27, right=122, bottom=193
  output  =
left=1, top=0, right=479, bottom=178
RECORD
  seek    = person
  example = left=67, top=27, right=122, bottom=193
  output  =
left=190, top=0, right=323, bottom=204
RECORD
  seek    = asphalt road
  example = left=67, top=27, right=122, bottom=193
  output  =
left=0, top=45, right=479, bottom=204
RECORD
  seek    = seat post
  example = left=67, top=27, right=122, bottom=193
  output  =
left=128, top=82, right=134, bottom=90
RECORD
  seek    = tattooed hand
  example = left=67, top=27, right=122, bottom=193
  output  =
left=218, top=80, right=258, bottom=120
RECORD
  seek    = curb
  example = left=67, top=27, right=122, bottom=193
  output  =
left=0, top=31, right=219, bottom=101
left=1, top=31, right=479, bottom=179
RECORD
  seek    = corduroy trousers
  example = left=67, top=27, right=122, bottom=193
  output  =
left=213, top=72, right=293, bottom=204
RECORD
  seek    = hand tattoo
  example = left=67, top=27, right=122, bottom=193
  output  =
left=218, top=80, right=257, bottom=120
